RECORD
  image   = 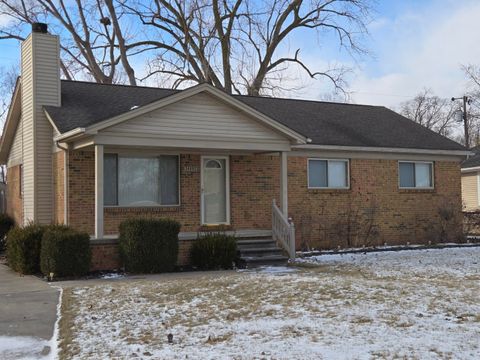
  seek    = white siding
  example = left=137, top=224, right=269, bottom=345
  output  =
left=461, top=172, right=479, bottom=211
left=7, top=117, right=23, bottom=167
left=100, top=93, right=289, bottom=148
left=20, top=32, right=60, bottom=224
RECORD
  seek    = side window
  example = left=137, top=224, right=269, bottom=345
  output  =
left=308, top=159, right=349, bottom=189
left=399, top=161, right=433, bottom=188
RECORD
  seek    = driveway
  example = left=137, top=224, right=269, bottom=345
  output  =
left=0, top=262, right=59, bottom=359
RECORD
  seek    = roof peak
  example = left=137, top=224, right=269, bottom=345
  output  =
left=59, top=79, right=383, bottom=108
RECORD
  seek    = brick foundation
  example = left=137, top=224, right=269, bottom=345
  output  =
left=90, top=239, right=195, bottom=271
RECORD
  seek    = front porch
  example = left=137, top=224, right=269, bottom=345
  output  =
left=91, top=147, right=291, bottom=239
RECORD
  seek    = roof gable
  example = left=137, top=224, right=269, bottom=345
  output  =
left=99, top=91, right=289, bottom=144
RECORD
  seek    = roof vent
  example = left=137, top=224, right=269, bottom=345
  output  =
left=32, top=23, right=48, bottom=34
left=130, top=105, right=139, bottom=110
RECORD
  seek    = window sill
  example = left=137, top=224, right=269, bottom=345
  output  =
left=308, top=188, right=351, bottom=194
left=398, top=188, right=435, bottom=193
left=104, top=205, right=181, bottom=214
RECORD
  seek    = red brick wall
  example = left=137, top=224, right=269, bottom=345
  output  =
left=90, top=243, right=121, bottom=271
left=230, top=155, right=279, bottom=229
left=68, top=150, right=95, bottom=233
left=65, top=150, right=463, bottom=255
left=53, top=151, right=65, bottom=224
left=6, top=165, right=23, bottom=225
left=288, top=157, right=463, bottom=249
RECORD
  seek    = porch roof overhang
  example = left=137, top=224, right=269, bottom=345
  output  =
left=51, top=83, right=307, bottom=153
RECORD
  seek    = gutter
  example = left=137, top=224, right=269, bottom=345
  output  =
left=461, top=166, right=480, bottom=173
left=53, top=127, right=86, bottom=142
left=292, top=144, right=474, bottom=157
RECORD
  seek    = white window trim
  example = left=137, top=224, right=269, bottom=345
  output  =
left=103, top=153, right=181, bottom=208
left=307, top=158, right=350, bottom=189
left=398, top=161, right=434, bottom=189
left=200, top=155, right=231, bottom=226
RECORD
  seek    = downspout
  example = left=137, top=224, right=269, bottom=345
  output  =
left=56, top=141, right=69, bottom=225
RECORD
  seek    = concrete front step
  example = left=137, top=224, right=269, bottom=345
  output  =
left=236, top=238, right=288, bottom=268
left=239, top=247, right=284, bottom=256
left=239, top=254, right=289, bottom=268
left=236, top=239, right=277, bottom=248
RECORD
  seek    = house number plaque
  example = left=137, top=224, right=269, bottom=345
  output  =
left=183, top=165, right=199, bottom=173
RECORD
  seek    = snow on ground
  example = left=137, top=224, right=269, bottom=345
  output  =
left=60, top=247, right=480, bottom=359
left=0, top=336, right=51, bottom=360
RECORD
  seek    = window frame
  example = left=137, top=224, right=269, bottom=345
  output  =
left=398, top=161, right=434, bottom=189
left=103, top=153, right=181, bottom=208
left=307, top=158, right=350, bottom=189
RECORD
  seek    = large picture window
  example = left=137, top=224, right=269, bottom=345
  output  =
left=308, top=159, right=349, bottom=189
left=104, top=154, right=179, bottom=206
left=398, top=161, right=433, bottom=189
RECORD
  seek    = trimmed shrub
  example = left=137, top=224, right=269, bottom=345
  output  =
left=40, top=226, right=91, bottom=278
left=0, top=214, right=15, bottom=252
left=119, top=218, right=181, bottom=273
left=6, top=223, right=46, bottom=274
left=191, top=232, right=237, bottom=270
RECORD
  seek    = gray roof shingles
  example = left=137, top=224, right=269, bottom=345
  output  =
left=462, top=146, right=480, bottom=168
left=45, top=80, right=466, bottom=152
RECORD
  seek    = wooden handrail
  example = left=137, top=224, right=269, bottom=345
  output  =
left=272, top=199, right=296, bottom=259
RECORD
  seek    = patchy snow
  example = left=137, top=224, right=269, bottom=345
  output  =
left=100, top=272, right=126, bottom=280
left=0, top=336, right=51, bottom=360
left=239, top=265, right=299, bottom=274
left=61, top=247, right=480, bottom=359
left=0, top=287, right=62, bottom=360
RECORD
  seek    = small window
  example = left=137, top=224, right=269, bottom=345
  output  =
left=399, top=161, right=433, bottom=188
left=308, top=159, right=349, bottom=189
left=205, top=159, right=222, bottom=169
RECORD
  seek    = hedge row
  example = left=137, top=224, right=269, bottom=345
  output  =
left=6, top=224, right=91, bottom=278
left=0, top=214, right=15, bottom=252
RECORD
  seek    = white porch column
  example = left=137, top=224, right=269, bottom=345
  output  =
left=95, top=144, right=104, bottom=239
left=280, top=151, right=288, bottom=216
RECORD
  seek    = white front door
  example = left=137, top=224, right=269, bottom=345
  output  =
left=201, top=156, right=229, bottom=225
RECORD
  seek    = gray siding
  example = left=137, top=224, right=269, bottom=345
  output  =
left=100, top=93, right=289, bottom=147
left=20, top=32, right=60, bottom=224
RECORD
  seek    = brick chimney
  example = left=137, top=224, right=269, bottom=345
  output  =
left=20, top=23, right=60, bottom=224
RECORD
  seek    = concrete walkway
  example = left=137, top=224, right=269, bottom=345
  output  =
left=0, top=262, right=59, bottom=359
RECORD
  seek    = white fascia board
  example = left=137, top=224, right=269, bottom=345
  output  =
left=293, top=144, right=473, bottom=157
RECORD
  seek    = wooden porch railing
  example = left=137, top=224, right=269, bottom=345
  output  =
left=272, top=199, right=296, bottom=259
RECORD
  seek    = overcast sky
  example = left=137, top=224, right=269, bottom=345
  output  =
left=0, top=0, right=479, bottom=110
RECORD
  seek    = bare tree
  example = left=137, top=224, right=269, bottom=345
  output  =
left=462, top=64, right=480, bottom=146
left=0, top=0, right=138, bottom=84
left=399, top=89, right=459, bottom=138
left=120, top=0, right=370, bottom=95
left=0, top=66, right=17, bottom=125
left=0, top=0, right=370, bottom=95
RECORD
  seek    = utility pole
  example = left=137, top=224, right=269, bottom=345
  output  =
left=452, top=95, right=472, bottom=149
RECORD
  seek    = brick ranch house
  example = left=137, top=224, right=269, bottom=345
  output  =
left=0, top=25, right=470, bottom=270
